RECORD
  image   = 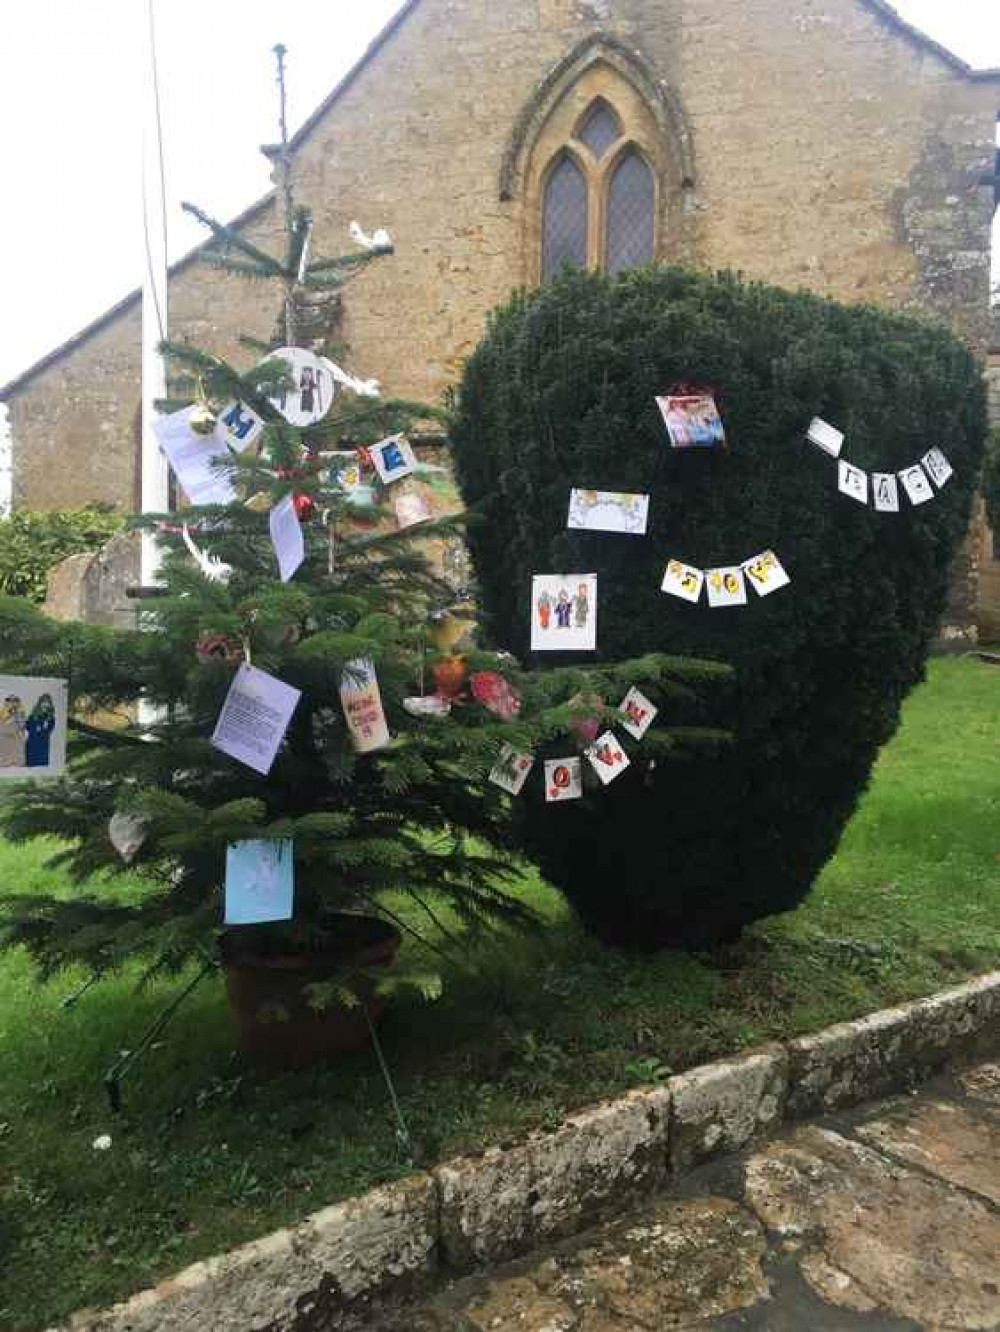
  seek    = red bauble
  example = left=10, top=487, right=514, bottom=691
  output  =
left=293, top=493, right=316, bottom=522
left=432, top=655, right=468, bottom=701
left=471, top=671, right=522, bottom=721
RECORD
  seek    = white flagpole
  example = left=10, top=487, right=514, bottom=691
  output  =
left=140, top=0, right=170, bottom=589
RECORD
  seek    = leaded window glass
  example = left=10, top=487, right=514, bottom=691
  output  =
left=578, top=102, right=621, bottom=159
left=605, top=150, right=655, bottom=275
left=542, top=154, right=588, bottom=281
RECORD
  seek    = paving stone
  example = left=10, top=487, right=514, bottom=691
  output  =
left=668, top=1044, right=787, bottom=1173
left=857, top=1098, right=1000, bottom=1208
left=744, top=1125, right=1000, bottom=1328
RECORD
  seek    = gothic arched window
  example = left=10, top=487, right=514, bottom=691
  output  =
left=538, top=98, right=657, bottom=281
left=542, top=153, right=589, bottom=281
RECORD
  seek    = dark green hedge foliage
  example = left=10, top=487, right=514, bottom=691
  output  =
left=450, top=268, right=987, bottom=947
left=0, top=507, right=124, bottom=602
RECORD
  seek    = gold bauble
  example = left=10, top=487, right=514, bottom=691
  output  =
left=189, top=403, right=217, bottom=436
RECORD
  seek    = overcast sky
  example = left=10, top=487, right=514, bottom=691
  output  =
left=1, top=0, right=998, bottom=389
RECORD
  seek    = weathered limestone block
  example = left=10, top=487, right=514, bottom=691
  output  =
left=857, top=1099, right=1000, bottom=1208
left=60, top=1175, right=438, bottom=1332
left=786, top=972, right=1000, bottom=1118
left=435, top=1087, right=670, bottom=1269
left=668, top=1044, right=787, bottom=1173
left=744, top=1126, right=1000, bottom=1328
left=44, top=532, right=140, bottom=630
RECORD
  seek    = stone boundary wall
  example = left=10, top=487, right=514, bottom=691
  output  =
left=58, top=972, right=1000, bottom=1332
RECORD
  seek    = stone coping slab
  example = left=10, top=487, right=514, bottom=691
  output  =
left=55, top=970, right=1000, bottom=1332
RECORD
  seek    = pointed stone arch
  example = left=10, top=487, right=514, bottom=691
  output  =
left=499, top=33, right=696, bottom=204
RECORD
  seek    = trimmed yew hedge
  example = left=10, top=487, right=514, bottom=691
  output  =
left=450, top=267, right=987, bottom=948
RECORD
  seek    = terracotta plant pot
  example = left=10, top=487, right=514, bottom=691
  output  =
left=221, top=913, right=401, bottom=1069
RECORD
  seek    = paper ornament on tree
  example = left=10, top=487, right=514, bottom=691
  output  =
left=340, top=658, right=391, bottom=753
left=567, top=692, right=604, bottom=744
left=656, top=395, right=726, bottom=449
left=403, top=695, right=452, bottom=719
left=0, top=676, right=67, bottom=778
left=586, top=732, right=630, bottom=785
left=216, top=400, right=265, bottom=451
left=328, top=453, right=376, bottom=508
left=567, top=489, right=650, bottom=535
left=661, top=560, right=704, bottom=604
left=225, top=839, right=294, bottom=926
left=196, top=631, right=245, bottom=666
left=154, top=406, right=238, bottom=507
left=922, top=448, right=954, bottom=489
left=489, top=745, right=534, bottom=796
left=806, top=418, right=844, bottom=458
left=873, top=473, right=900, bottom=513
left=211, top=664, right=302, bottom=775
left=108, top=812, right=150, bottom=865
left=706, top=567, right=748, bottom=609
left=269, top=494, right=305, bottom=582
left=471, top=672, right=522, bottom=721
left=899, top=464, right=934, bottom=506
left=742, top=550, right=791, bottom=598
left=619, top=687, right=657, bottom=740
left=395, top=493, right=433, bottom=529
left=531, top=575, right=597, bottom=652
left=262, top=348, right=337, bottom=427
left=370, top=435, right=417, bottom=485
left=545, top=758, right=583, bottom=803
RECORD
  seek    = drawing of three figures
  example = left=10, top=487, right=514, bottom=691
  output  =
left=538, top=584, right=589, bottom=632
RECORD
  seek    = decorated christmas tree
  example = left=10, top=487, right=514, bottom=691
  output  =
left=0, top=56, right=730, bottom=1063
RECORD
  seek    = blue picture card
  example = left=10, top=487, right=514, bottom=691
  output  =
left=225, top=839, right=295, bottom=926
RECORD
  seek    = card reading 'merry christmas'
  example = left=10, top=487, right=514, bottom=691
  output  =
left=211, top=664, right=302, bottom=776
left=706, top=567, right=748, bottom=609
left=922, top=448, right=954, bottom=489
left=531, top=575, right=597, bottom=652
left=0, top=675, right=68, bottom=779
left=545, top=757, right=583, bottom=802
left=619, top=686, right=658, bottom=740
left=489, top=745, right=534, bottom=796
left=873, top=473, right=900, bottom=513
left=225, top=839, right=294, bottom=925
left=661, top=560, right=704, bottom=604
left=899, top=464, right=934, bottom=506
left=838, top=461, right=869, bottom=505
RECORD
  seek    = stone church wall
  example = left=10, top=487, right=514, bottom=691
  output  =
left=3, top=0, right=998, bottom=632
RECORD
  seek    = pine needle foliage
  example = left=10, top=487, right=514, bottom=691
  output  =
left=449, top=266, right=988, bottom=948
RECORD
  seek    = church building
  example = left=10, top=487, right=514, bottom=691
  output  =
left=3, top=0, right=1000, bottom=634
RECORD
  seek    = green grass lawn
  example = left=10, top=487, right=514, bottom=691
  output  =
left=3, top=657, right=1000, bottom=1330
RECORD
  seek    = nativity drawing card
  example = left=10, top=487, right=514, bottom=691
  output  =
left=661, top=559, right=705, bottom=604
left=531, top=575, right=597, bottom=652
left=0, top=676, right=68, bottom=779
left=656, top=395, right=726, bottom=449
left=567, top=489, right=650, bottom=536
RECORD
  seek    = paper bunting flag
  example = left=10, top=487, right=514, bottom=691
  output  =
left=922, top=448, right=954, bottom=490
left=490, top=745, right=534, bottom=796
left=872, top=473, right=900, bottom=513
left=567, top=489, right=650, bottom=535
left=706, top=567, right=748, bottom=609
left=269, top=494, right=305, bottom=583
left=656, top=395, right=726, bottom=449
left=619, top=687, right=658, bottom=740
left=225, top=839, right=294, bottom=925
left=211, top=664, right=302, bottom=776
left=155, top=406, right=238, bottom=507
left=0, top=676, right=68, bottom=778
left=586, top=731, right=631, bottom=786
left=806, top=418, right=844, bottom=458
left=262, top=348, right=337, bottom=427
left=370, top=435, right=417, bottom=485
left=899, top=464, right=934, bottom=506
left=838, top=461, right=869, bottom=506
left=340, top=658, right=391, bottom=754
left=531, top=575, right=597, bottom=652
left=661, top=559, right=704, bottom=604
left=216, top=400, right=265, bottom=452
left=328, top=452, right=376, bottom=508
left=742, top=550, right=791, bottom=598
left=395, top=493, right=433, bottom=529
left=545, top=757, right=583, bottom=803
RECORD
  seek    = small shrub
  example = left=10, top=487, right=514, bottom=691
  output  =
left=450, top=267, right=987, bottom=948
left=0, top=508, right=124, bottom=602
